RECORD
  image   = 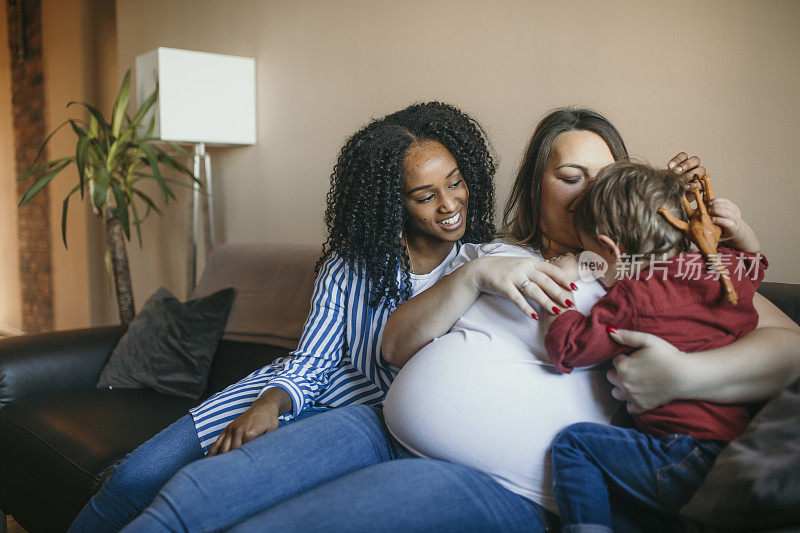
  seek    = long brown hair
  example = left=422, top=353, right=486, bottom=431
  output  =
left=502, top=108, right=628, bottom=250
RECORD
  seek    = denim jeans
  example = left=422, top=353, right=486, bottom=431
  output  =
left=122, top=405, right=556, bottom=532
left=551, top=422, right=723, bottom=533
left=69, top=409, right=323, bottom=532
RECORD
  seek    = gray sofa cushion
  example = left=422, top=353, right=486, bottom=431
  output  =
left=681, top=379, right=800, bottom=528
left=97, top=287, right=235, bottom=399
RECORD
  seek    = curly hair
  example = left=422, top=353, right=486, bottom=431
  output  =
left=317, top=102, right=496, bottom=309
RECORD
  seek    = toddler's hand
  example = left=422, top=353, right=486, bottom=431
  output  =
left=709, top=197, right=742, bottom=239
left=709, top=197, right=760, bottom=253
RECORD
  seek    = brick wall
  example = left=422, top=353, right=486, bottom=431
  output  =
left=8, top=0, right=53, bottom=333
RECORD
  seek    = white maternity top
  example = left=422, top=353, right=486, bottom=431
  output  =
left=383, top=241, right=619, bottom=512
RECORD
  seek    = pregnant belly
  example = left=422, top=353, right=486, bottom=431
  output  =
left=383, top=331, right=618, bottom=510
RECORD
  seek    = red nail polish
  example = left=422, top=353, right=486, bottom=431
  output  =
left=570, top=283, right=578, bottom=291
left=606, top=326, right=618, bottom=334
left=566, top=299, right=575, bottom=308
left=552, top=306, right=561, bottom=315
left=531, top=312, right=539, bottom=320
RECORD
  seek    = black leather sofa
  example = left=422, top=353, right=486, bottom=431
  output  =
left=0, top=243, right=319, bottom=533
left=0, top=330, right=289, bottom=532
left=0, top=242, right=798, bottom=532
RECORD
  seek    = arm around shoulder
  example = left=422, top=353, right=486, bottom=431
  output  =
left=681, top=294, right=800, bottom=404
left=383, top=251, right=578, bottom=367
left=611, top=292, right=800, bottom=411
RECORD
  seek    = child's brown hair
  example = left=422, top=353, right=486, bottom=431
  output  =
left=573, top=161, right=690, bottom=257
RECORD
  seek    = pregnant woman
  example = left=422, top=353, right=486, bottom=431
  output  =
left=70, top=101, right=539, bottom=532
left=123, top=108, right=800, bottom=532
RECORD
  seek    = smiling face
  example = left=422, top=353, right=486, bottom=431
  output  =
left=403, top=139, right=469, bottom=246
left=539, top=130, right=615, bottom=255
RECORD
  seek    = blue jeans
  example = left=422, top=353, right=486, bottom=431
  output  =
left=551, top=422, right=723, bottom=533
left=122, top=405, right=556, bottom=532
left=69, top=409, right=322, bottom=532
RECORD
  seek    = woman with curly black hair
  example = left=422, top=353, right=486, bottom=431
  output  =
left=71, top=101, right=520, bottom=532
left=318, top=101, right=496, bottom=309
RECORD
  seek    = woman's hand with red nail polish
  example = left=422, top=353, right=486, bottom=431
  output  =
left=470, top=256, right=575, bottom=318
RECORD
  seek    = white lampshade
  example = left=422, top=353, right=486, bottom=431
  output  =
left=135, top=47, right=256, bottom=146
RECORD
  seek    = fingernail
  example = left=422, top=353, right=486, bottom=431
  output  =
left=552, top=306, right=561, bottom=315
left=565, top=299, right=575, bottom=308
left=675, top=166, right=682, bottom=172
left=570, top=282, right=579, bottom=291
left=531, top=311, right=539, bottom=320
left=668, top=162, right=676, bottom=169
left=606, top=326, right=618, bottom=334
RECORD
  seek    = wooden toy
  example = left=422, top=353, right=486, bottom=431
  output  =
left=658, top=174, right=738, bottom=305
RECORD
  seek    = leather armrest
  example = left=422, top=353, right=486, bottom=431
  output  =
left=0, top=326, right=125, bottom=408
left=758, top=282, right=800, bottom=327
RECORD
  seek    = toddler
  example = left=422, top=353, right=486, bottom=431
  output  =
left=544, top=161, right=766, bottom=532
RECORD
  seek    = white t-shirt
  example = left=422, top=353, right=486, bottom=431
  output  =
left=383, top=242, right=619, bottom=512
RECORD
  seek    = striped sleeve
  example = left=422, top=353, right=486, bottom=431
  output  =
left=260, top=253, right=349, bottom=417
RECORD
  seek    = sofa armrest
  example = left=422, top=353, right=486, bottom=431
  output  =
left=0, top=326, right=125, bottom=408
left=757, top=282, right=800, bottom=326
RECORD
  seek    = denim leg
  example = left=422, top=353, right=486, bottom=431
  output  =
left=68, top=414, right=203, bottom=533
left=551, top=422, right=721, bottom=531
left=229, top=457, right=553, bottom=533
left=609, top=496, right=685, bottom=533
left=122, top=405, right=401, bottom=533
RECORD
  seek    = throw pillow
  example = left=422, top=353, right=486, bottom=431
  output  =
left=681, top=378, right=800, bottom=528
left=97, top=286, right=235, bottom=400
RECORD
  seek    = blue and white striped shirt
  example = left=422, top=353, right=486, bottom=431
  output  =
left=190, top=245, right=459, bottom=451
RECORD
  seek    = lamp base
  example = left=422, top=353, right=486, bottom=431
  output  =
left=187, top=142, right=215, bottom=296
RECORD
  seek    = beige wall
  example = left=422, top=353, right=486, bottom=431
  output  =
left=41, top=0, right=118, bottom=329
left=114, top=0, right=799, bottom=310
left=0, top=5, right=22, bottom=333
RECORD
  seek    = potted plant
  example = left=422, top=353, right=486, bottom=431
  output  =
left=17, top=69, right=197, bottom=325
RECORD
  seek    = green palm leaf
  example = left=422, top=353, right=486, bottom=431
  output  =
left=140, top=145, right=176, bottom=203
left=66, top=101, right=110, bottom=139
left=107, top=127, right=135, bottom=167
left=153, top=144, right=197, bottom=181
left=110, top=70, right=131, bottom=138
left=130, top=84, right=158, bottom=130
left=132, top=188, right=163, bottom=216
left=75, top=137, right=89, bottom=198
left=17, top=157, right=72, bottom=182
left=19, top=159, right=72, bottom=206
left=28, top=120, right=71, bottom=168
left=61, top=183, right=82, bottom=247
